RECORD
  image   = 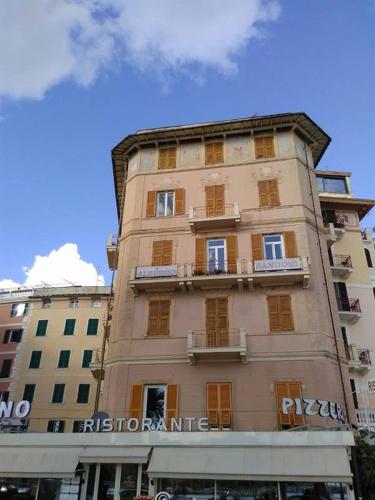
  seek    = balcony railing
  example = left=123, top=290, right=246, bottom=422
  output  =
left=89, top=349, right=105, bottom=380
left=187, top=328, right=247, bottom=364
left=331, top=254, right=352, bottom=268
left=347, top=345, right=372, bottom=371
left=106, top=233, right=118, bottom=271
left=324, top=221, right=345, bottom=244
left=189, top=203, right=240, bottom=232
left=358, top=349, right=371, bottom=366
left=356, top=409, right=375, bottom=431
left=337, top=297, right=361, bottom=323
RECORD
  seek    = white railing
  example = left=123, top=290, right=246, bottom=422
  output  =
left=356, top=409, right=375, bottom=431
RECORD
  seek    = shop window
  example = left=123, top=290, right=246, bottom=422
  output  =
left=10, top=303, right=28, bottom=317
left=205, top=184, right=225, bottom=217
left=87, top=318, right=99, bottom=336
left=23, top=384, right=36, bottom=402
left=258, top=179, right=280, bottom=207
left=275, top=381, right=304, bottom=429
left=147, top=300, right=170, bottom=336
left=82, top=349, right=93, bottom=368
left=217, top=480, right=279, bottom=499
left=29, top=351, right=42, bottom=369
left=365, top=248, right=373, bottom=268
left=3, top=329, right=23, bottom=343
left=69, top=298, right=79, bottom=308
left=91, top=298, right=101, bottom=308
left=52, top=384, right=65, bottom=404
left=158, top=146, right=177, bottom=170
left=36, top=320, right=48, bottom=336
left=152, top=240, right=173, bottom=266
left=63, top=319, right=76, bottom=335
left=58, top=350, right=70, bottom=368
left=205, top=141, right=224, bottom=165
left=47, top=420, right=65, bottom=433
left=207, top=383, right=232, bottom=430
left=254, top=136, right=275, bottom=159
left=42, top=297, right=51, bottom=309
left=0, top=359, right=12, bottom=378
left=72, top=420, right=84, bottom=433
left=267, top=295, right=294, bottom=332
left=77, top=383, right=90, bottom=404
left=160, top=479, right=215, bottom=499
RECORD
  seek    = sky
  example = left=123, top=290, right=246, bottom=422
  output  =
left=0, top=0, right=374, bottom=288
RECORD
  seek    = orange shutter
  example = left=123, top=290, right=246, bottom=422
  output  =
left=146, top=191, right=157, bottom=217
left=158, top=300, right=170, bottom=335
left=289, top=382, right=304, bottom=425
left=279, top=295, right=294, bottom=331
left=220, top=383, right=232, bottom=428
left=162, top=241, right=173, bottom=265
left=207, top=384, right=219, bottom=427
left=205, top=186, right=215, bottom=217
left=152, top=241, right=163, bottom=266
left=217, top=298, right=229, bottom=346
left=215, top=184, right=225, bottom=215
left=275, top=382, right=292, bottom=426
left=258, top=181, right=269, bottom=208
left=251, top=234, right=264, bottom=261
left=158, top=147, right=176, bottom=170
left=166, top=384, right=179, bottom=430
left=284, top=231, right=297, bottom=258
left=129, top=384, right=143, bottom=419
left=226, top=235, right=237, bottom=273
left=174, top=188, right=185, bottom=215
left=255, top=136, right=275, bottom=159
left=147, top=301, right=159, bottom=336
left=195, top=238, right=206, bottom=273
left=206, top=298, right=217, bottom=347
left=205, top=142, right=223, bottom=165
left=269, top=179, right=280, bottom=206
left=267, top=296, right=281, bottom=332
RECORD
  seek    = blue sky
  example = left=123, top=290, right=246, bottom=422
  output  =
left=0, top=0, right=374, bottom=287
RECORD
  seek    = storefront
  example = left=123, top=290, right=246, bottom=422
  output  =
left=0, top=431, right=354, bottom=500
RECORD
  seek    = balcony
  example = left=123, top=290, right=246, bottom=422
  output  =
left=187, top=328, right=247, bottom=364
left=90, top=350, right=105, bottom=380
left=330, top=254, right=353, bottom=278
left=188, top=204, right=240, bottom=232
left=337, top=297, right=361, bottom=323
left=106, top=234, right=118, bottom=271
left=356, top=409, right=375, bottom=432
left=129, top=265, right=186, bottom=293
left=103, top=316, right=111, bottom=341
left=324, top=222, right=345, bottom=245
left=252, top=257, right=310, bottom=288
left=347, top=346, right=372, bottom=372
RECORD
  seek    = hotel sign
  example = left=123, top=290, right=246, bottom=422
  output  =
left=254, top=258, right=302, bottom=272
left=136, top=265, right=178, bottom=279
left=282, top=398, right=345, bottom=423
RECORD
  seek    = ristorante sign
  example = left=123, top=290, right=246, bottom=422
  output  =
left=83, top=417, right=209, bottom=433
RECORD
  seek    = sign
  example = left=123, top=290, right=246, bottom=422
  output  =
left=282, top=398, right=345, bottom=423
left=254, top=258, right=302, bottom=272
left=0, top=400, right=31, bottom=419
left=84, top=416, right=209, bottom=433
left=136, top=265, right=177, bottom=279
left=368, top=379, right=375, bottom=394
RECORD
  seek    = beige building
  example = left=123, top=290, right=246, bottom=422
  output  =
left=9, top=286, right=111, bottom=432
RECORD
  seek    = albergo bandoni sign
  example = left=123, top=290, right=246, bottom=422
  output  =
left=282, top=397, right=345, bottom=423
left=0, top=400, right=31, bottom=419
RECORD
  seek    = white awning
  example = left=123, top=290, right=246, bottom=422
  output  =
left=0, top=448, right=81, bottom=478
left=148, top=446, right=352, bottom=483
left=80, top=446, right=151, bottom=463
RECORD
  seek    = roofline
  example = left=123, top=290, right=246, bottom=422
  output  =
left=316, top=170, right=352, bottom=177
left=319, top=196, right=375, bottom=220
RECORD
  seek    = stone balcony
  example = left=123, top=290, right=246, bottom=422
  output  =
left=337, top=297, right=362, bottom=323
left=330, top=254, right=353, bottom=279
left=356, top=409, right=375, bottom=432
left=187, top=328, right=247, bottom=364
left=324, top=222, right=345, bottom=246
left=106, top=234, right=118, bottom=271
left=90, top=349, right=104, bottom=380
left=347, top=346, right=372, bottom=373
left=188, top=203, right=241, bottom=232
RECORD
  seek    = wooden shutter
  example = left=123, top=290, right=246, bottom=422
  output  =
left=159, top=300, right=170, bottom=335
left=255, top=136, right=275, bottom=159
left=206, top=298, right=217, bottom=347
left=166, top=384, right=178, bottom=429
left=129, top=385, right=143, bottom=419
left=284, top=231, right=297, bottom=258
left=206, top=298, right=228, bottom=347
left=195, top=238, right=206, bottom=273
left=148, top=300, right=170, bottom=336
left=205, top=142, right=223, bottom=165
left=267, top=295, right=294, bottom=332
left=226, top=235, right=237, bottom=273
left=147, top=301, right=160, bottom=336
left=258, top=180, right=269, bottom=207
left=174, top=188, right=185, bottom=215
left=207, top=384, right=219, bottom=427
left=152, top=241, right=173, bottom=266
left=258, top=179, right=280, bottom=207
left=220, top=383, right=232, bottom=428
left=205, top=186, right=215, bottom=217
left=158, top=147, right=176, bottom=170
left=275, top=382, right=292, bottom=426
left=146, top=191, right=157, bottom=217
left=215, top=185, right=225, bottom=215
left=289, top=382, right=304, bottom=425
left=251, top=234, right=264, bottom=261
left=267, top=296, right=281, bottom=332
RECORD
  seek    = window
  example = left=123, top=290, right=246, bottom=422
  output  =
left=156, top=191, right=174, bottom=217
left=341, top=326, right=350, bottom=361
left=3, top=329, right=23, bottom=344
left=91, top=298, right=101, bottom=308
left=0, top=391, right=9, bottom=402
left=205, top=185, right=225, bottom=217
left=10, top=303, right=28, bottom=317
left=129, top=384, right=178, bottom=429
left=263, top=235, right=283, bottom=260
left=58, top=350, right=70, bottom=368
left=52, top=384, right=65, bottom=403
left=87, top=318, right=99, bottom=336
left=254, top=136, right=275, bottom=159
left=36, top=320, right=48, bottom=336
left=29, top=351, right=42, bottom=369
left=23, top=384, right=36, bottom=402
left=267, top=295, right=294, bottom=332
left=252, top=232, right=297, bottom=261
left=152, top=240, right=173, bottom=266
left=42, top=298, right=51, bottom=309
left=207, top=239, right=226, bottom=272
left=275, top=382, right=304, bottom=428
left=334, top=282, right=350, bottom=311
left=47, top=420, right=65, bottom=433
left=143, top=385, right=166, bottom=429
left=316, top=176, right=348, bottom=194
left=196, top=236, right=237, bottom=274
left=365, top=248, right=373, bottom=268
left=0, top=359, right=12, bottom=378
left=77, top=384, right=90, bottom=404
left=158, top=147, right=177, bottom=170
left=147, top=300, right=170, bottom=336
left=73, top=420, right=85, bottom=433
left=205, top=142, right=224, bottom=165
left=350, top=378, right=358, bottom=410
left=64, top=319, right=76, bottom=335
left=206, top=298, right=229, bottom=347
left=207, top=383, right=232, bottom=430
left=82, top=350, right=93, bottom=368
left=258, top=179, right=280, bottom=207
left=69, top=298, right=79, bottom=309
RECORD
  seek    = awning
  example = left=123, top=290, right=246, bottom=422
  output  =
left=80, top=446, right=151, bottom=463
left=148, top=447, right=352, bottom=483
left=0, top=448, right=81, bottom=478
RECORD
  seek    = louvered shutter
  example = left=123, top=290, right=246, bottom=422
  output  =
left=152, top=241, right=164, bottom=266
left=275, top=382, right=292, bottom=426
left=158, top=300, right=170, bottom=335
left=269, top=179, right=280, bottom=206
left=195, top=238, right=206, bottom=273
left=214, top=142, right=224, bottom=163
left=251, top=234, right=264, bottom=261
left=174, top=188, right=185, bottom=215
left=220, top=383, right=232, bottom=428
left=289, top=382, right=304, bottom=425
left=146, top=191, right=157, bottom=217
left=162, top=241, right=173, bottom=265
left=158, top=147, right=176, bottom=170
left=215, top=184, right=225, bottom=215
left=258, top=181, right=270, bottom=208
left=205, top=142, right=223, bottom=165
left=148, top=301, right=159, bottom=336
left=279, top=295, right=294, bottom=331
left=129, top=385, right=143, bottom=419
left=267, top=296, right=281, bottom=332
left=205, top=186, right=215, bottom=217
left=207, top=384, right=219, bottom=427
left=216, top=298, right=229, bottom=346
left=255, top=136, right=274, bottom=159
left=166, top=384, right=178, bottom=430
left=226, top=235, right=237, bottom=273
left=206, top=298, right=217, bottom=347
left=284, top=232, right=297, bottom=258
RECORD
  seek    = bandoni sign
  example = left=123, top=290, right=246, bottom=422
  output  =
left=282, top=398, right=345, bottom=423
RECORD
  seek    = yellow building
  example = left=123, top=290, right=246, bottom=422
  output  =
left=9, top=286, right=111, bottom=432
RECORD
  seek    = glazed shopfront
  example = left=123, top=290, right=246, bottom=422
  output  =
left=0, top=430, right=354, bottom=500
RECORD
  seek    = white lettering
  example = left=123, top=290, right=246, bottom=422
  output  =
left=102, top=418, right=114, bottom=432
left=329, top=401, right=338, bottom=420
left=185, top=417, right=195, bottom=431
left=294, top=398, right=302, bottom=415
left=116, top=417, right=126, bottom=432
left=96, top=419, right=101, bottom=432
left=281, top=398, right=293, bottom=415
left=303, top=399, right=317, bottom=416
left=15, top=400, right=31, bottom=418
left=0, top=401, right=13, bottom=419
left=142, top=418, right=153, bottom=432
left=83, top=419, right=94, bottom=432
left=156, top=418, right=167, bottom=432
left=337, top=405, right=345, bottom=423
left=317, top=400, right=330, bottom=417
left=171, top=418, right=183, bottom=432
left=127, top=418, right=139, bottom=432
left=198, top=417, right=209, bottom=431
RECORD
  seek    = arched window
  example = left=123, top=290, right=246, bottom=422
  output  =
left=365, top=248, right=373, bottom=268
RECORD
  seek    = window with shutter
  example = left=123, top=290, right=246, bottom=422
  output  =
left=205, top=142, right=224, bottom=165
left=58, top=350, right=70, bottom=368
left=87, top=318, right=99, bottom=336
left=147, top=300, right=170, bottom=336
left=206, top=298, right=229, bottom=347
left=152, top=241, right=173, bottom=266
left=129, top=384, right=143, bottom=419
left=158, top=147, right=176, bottom=170
left=251, top=234, right=264, bottom=261
left=64, top=319, right=75, bottom=335
left=205, top=185, right=225, bottom=216
left=0, top=359, right=12, bottom=378
left=275, top=381, right=304, bottom=428
left=207, top=383, right=232, bottom=430
left=255, top=136, right=275, bottom=159
left=166, top=384, right=178, bottom=430
left=29, top=351, right=42, bottom=369
left=146, top=191, right=157, bottom=217
left=174, top=188, right=185, bottom=215
left=195, top=238, right=206, bottom=273
left=226, top=235, right=237, bottom=273
left=36, top=320, right=48, bottom=336
left=258, top=179, right=280, bottom=207
left=267, top=295, right=294, bottom=332
left=283, top=231, right=297, bottom=258
left=23, top=384, right=36, bottom=403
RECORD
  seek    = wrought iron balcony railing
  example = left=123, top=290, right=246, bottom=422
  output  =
left=331, top=254, right=352, bottom=268
left=337, top=297, right=361, bottom=313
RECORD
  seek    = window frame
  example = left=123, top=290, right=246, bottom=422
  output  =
left=69, top=298, right=79, bottom=309
left=156, top=191, right=175, bottom=217
left=91, top=298, right=101, bottom=308
left=57, top=350, right=71, bottom=369
left=316, top=175, right=348, bottom=194
left=23, top=384, right=36, bottom=403
left=52, top=383, right=65, bottom=404
left=76, top=383, right=91, bottom=404
left=29, top=350, right=42, bottom=369
left=0, top=359, right=12, bottom=378
left=63, top=319, right=76, bottom=336
left=142, top=384, right=167, bottom=428
left=207, top=238, right=227, bottom=273
left=42, top=298, right=51, bottom=309
left=263, top=234, right=284, bottom=260
left=82, top=349, right=93, bottom=368
left=47, top=420, right=65, bottom=433
left=36, top=320, right=48, bottom=337
left=3, top=329, right=23, bottom=344
left=86, top=318, right=99, bottom=336
left=10, top=303, right=28, bottom=317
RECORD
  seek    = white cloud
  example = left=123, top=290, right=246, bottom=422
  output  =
left=0, top=0, right=280, bottom=100
left=0, top=243, right=105, bottom=289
